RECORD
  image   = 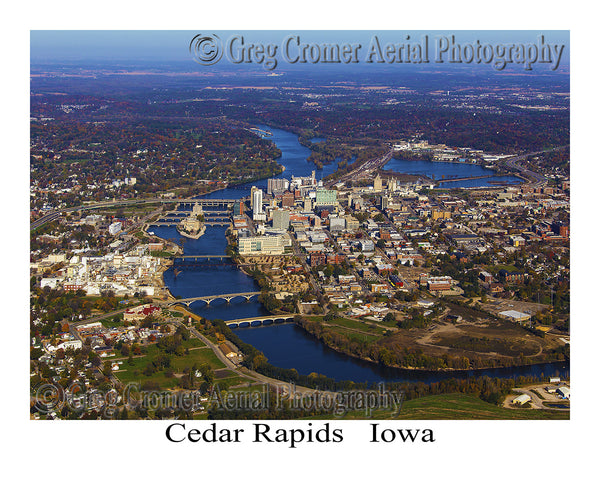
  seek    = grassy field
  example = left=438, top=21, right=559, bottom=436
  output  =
left=310, top=315, right=387, bottom=344
left=149, top=251, right=175, bottom=258
left=305, top=393, right=569, bottom=420
left=330, top=316, right=387, bottom=335
left=489, top=264, right=521, bottom=274
left=100, top=317, right=125, bottom=329
left=434, top=334, right=540, bottom=356
left=114, top=343, right=226, bottom=388
left=327, top=326, right=381, bottom=344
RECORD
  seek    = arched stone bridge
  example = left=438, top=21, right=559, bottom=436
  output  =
left=225, top=315, right=296, bottom=328
left=163, top=291, right=261, bottom=307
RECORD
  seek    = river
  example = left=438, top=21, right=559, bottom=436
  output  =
left=383, top=157, right=523, bottom=188
left=151, top=125, right=567, bottom=384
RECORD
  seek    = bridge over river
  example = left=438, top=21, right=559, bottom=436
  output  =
left=225, top=315, right=295, bottom=328
left=31, top=197, right=240, bottom=230
left=437, top=174, right=503, bottom=183
left=161, top=291, right=261, bottom=307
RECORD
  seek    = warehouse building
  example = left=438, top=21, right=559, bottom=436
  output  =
left=499, top=310, right=531, bottom=323
left=512, top=394, right=531, bottom=405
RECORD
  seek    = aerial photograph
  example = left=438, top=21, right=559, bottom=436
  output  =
left=29, top=30, right=571, bottom=421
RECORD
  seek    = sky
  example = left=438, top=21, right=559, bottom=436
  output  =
left=30, top=30, right=570, bottom=73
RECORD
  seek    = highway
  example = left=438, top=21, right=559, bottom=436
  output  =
left=327, top=147, right=394, bottom=186
left=502, top=145, right=568, bottom=187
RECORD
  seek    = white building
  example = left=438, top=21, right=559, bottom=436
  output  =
left=512, top=394, right=531, bottom=405
left=557, top=387, right=570, bottom=400
left=329, top=216, right=346, bottom=232
left=108, top=222, right=122, bottom=235
left=360, top=240, right=374, bottom=252
left=499, top=310, right=531, bottom=323
left=252, top=188, right=264, bottom=220
left=238, top=235, right=286, bottom=255
left=57, top=340, right=83, bottom=351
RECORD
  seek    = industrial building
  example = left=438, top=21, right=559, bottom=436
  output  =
left=499, top=310, right=531, bottom=323
left=512, top=394, right=531, bottom=405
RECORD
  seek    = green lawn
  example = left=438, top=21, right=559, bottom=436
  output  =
left=311, top=315, right=387, bottom=340
left=170, top=347, right=225, bottom=371
left=100, top=317, right=124, bottom=328
left=331, top=316, right=386, bottom=335
left=214, top=375, right=255, bottom=389
left=304, top=393, right=569, bottom=420
left=490, top=264, right=521, bottom=273
left=149, top=251, right=175, bottom=258
left=113, top=342, right=226, bottom=388
left=326, top=325, right=381, bottom=344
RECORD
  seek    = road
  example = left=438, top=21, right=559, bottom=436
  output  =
left=502, top=145, right=568, bottom=187
left=326, top=147, right=394, bottom=186
left=168, top=319, right=319, bottom=394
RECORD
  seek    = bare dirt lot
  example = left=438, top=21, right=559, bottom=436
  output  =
left=379, top=314, right=565, bottom=367
left=480, top=297, right=548, bottom=317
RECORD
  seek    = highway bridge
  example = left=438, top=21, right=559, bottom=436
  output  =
left=31, top=197, right=239, bottom=230
left=225, top=315, right=295, bottom=328
left=162, top=291, right=261, bottom=307
left=172, top=255, right=234, bottom=266
left=174, top=255, right=232, bottom=260
left=158, top=210, right=230, bottom=216
left=178, top=199, right=237, bottom=208
left=148, top=219, right=231, bottom=228
left=248, top=127, right=273, bottom=137
left=437, top=174, right=499, bottom=183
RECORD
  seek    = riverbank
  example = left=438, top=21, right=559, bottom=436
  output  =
left=293, top=316, right=566, bottom=373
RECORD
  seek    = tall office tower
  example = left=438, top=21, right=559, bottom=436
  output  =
left=272, top=209, right=290, bottom=230
left=253, top=188, right=263, bottom=217
left=250, top=186, right=258, bottom=209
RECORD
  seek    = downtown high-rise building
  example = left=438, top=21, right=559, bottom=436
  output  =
left=252, top=188, right=264, bottom=220
left=272, top=209, right=290, bottom=230
left=267, top=178, right=289, bottom=195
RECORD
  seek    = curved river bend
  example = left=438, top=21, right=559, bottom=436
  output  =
left=152, top=125, right=567, bottom=384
